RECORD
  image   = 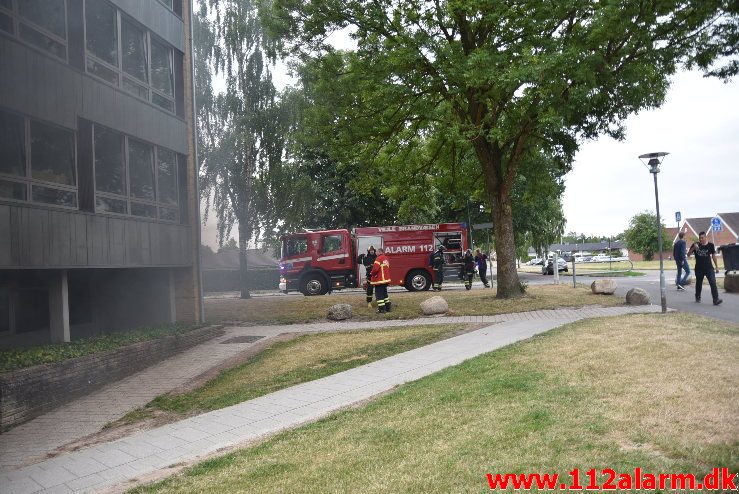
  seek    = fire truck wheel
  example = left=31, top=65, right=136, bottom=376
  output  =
left=301, top=273, right=329, bottom=296
left=405, top=270, right=431, bottom=292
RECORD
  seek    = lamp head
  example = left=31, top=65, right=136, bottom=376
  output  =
left=638, top=152, right=669, bottom=174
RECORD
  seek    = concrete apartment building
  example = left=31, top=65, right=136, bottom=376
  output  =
left=0, top=0, right=202, bottom=348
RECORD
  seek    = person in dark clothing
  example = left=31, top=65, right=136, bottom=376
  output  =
left=358, top=246, right=377, bottom=307
left=461, top=249, right=475, bottom=290
left=688, top=231, right=722, bottom=305
left=475, top=249, right=490, bottom=288
left=672, top=232, right=690, bottom=290
left=429, top=245, right=446, bottom=290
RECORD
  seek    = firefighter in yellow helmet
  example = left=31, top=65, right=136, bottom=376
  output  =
left=370, top=247, right=391, bottom=313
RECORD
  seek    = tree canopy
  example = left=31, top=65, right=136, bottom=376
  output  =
left=262, top=0, right=737, bottom=297
left=623, top=211, right=669, bottom=261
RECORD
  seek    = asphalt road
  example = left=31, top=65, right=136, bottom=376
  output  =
left=521, top=269, right=738, bottom=325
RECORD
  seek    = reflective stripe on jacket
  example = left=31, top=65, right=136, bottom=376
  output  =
left=370, top=254, right=391, bottom=285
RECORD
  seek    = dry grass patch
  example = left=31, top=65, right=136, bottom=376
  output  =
left=205, top=284, right=623, bottom=325
left=132, top=313, right=737, bottom=493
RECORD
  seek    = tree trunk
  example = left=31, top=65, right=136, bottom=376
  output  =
left=238, top=222, right=251, bottom=299
left=490, top=185, right=523, bottom=298
left=472, top=137, right=523, bottom=299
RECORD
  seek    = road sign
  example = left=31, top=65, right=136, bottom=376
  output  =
left=712, top=217, right=722, bottom=232
left=675, top=211, right=681, bottom=223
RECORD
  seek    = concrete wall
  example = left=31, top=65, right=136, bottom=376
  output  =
left=0, top=325, right=224, bottom=430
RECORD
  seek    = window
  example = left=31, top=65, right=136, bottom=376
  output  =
left=92, top=124, right=179, bottom=221
left=282, top=237, right=308, bottom=257
left=322, top=235, right=343, bottom=253
left=85, top=0, right=117, bottom=66
left=83, top=0, right=178, bottom=113
left=1, top=0, right=68, bottom=60
left=0, top=108, right=77, bottom=208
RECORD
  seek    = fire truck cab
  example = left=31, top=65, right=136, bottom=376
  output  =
left=279, top=223, right=468, bottom=296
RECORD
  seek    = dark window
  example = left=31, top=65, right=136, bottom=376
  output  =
left=283, top=237, right=308, bottom=257
left=96, top=195, right=126, bottom=213
left=128, top=139, right=154, bottom=200
left=0, top=110, right=25, bottom=177
left=15, top=288, right=49, bottom=333
left=150, top=37, right=173, bottom=97
left=0, top=286, right=9, bottom=332
left=86, top=58, right=118, bottom=84
left=18, top=0, right=66, bottom=38
left=121, top=17, right=147, bottom=83
left=157, top=148, right=177, bottom=205
left=30, top=121, right=76, bottom=186
left=322, top=235, right=343, bottom=253
left=0, top=0, right=11, bottom=10
left=130, top=202, right=156, bottom=218
left=159, top=207, right=177, bottom=222
left=0, top=11, right=13, bottom=34
left=94, top=127, right=125, bottom=195
left=19, top=23, right=66, bottom=59
left=85, top=0, right=117, bottom=65
left=0, top=179, right=27, bottom=200
left=32, top=185, right=77, bottom=207
left=157, top=0, right=173, bottom=9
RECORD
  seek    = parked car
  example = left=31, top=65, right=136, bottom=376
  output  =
left=574, top=255, right=591, bottom=263
left=542, top=258, right=568, bottom=275
left=525, top=258, right=544, bottom=265
left=590, top=254, right=611, bottom=262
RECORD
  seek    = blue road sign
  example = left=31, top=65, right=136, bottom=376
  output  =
left=712, top=217, right=722, bottom=231
left=675, top=211, right=681, bottom=223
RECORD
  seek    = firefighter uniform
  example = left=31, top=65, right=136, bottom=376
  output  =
left=370, top=251, right=391, bottom=313
left=359, top=246, right=377, bottom=307
left=462, top=249, right=475, bottom=290
left=429, top=246, right=446, bottom=290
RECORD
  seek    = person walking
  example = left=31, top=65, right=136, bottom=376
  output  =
left=461, top=249, right=475, bottom=290
left=370, top=247, right=392, bottom=313
left=358, top=245, right=377, bottom=307
left=429, top=245, right=446, bottom=290
left=672, top=232, right=690, bottom=291
left=475, top=249, right=490, bottom=288
left=688, top=231, right=722, bottom=305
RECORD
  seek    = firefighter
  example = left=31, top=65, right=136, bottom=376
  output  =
left=429, top=245, right=446, bottom=290
left=461, top=248, right=475, bottom=290
left=358, top=245, right=377, bottom=307
left=370, top=247, right=391, bottom=313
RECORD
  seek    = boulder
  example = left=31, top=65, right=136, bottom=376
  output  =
left=725, top=273, right=739, bottom=293
left=420, top=296, right=449, bottom=316
left=591, top=279, right=618, bottom=295
left=327, top=304, right=353, bottom=321
left=626, top=287, right=651, bottom=305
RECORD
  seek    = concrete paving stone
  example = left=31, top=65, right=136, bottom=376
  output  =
left=59, top=457, right=107, bottom=478
left=94, top=464, right=139, bottom=483
left=37, top=484, right=73, bottom=494
left=90, top=448, right=137, bottom=469
left=166, top=426, right=213, bottom=443
left=124, top=456, right=169, bottom=475
left=2, top=476, right=44, bottom=494
left=63, top=473, right=105, bottom=491
left=227, top=406, right=278, bottom=422
left=28, top=465, right=78, bottom=489
left=111, top=440, right=164, bottom=459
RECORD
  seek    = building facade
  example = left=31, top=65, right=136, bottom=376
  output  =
left=0, top=0, right=202, bottom=348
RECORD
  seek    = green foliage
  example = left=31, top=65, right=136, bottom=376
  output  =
left=0, top=324, right=195, bottom=373
left=261, top=0, right=736, bottom=297
left=623, top=211, right=669, bottom=261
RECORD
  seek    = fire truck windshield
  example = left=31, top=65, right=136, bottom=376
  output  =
left=281, top=236, right=308, bottom=258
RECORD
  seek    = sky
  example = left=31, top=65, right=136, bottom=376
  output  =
left=201, top=46, right=739, bottom=249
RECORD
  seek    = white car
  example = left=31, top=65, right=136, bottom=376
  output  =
left=590, top=254, right=611, bottom=262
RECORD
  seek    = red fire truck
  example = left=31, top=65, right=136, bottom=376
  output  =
left=278, top=223, right=469, bottom=295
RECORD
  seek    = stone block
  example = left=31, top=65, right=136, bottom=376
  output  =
left=626, top=287, right=651, bottom=305
left=591, top=279, right=617, bottom=294
left=420, top=296, right=449, bottom=315
left=327, top=304, right=353, bottom=321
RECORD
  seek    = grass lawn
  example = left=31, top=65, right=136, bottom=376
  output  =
left=132, top=313, right=738, bottom=493
left=205, top=284, right=624, bottom=325
left=0, top=324, right=199, bottom=373
left=111, top=324, right=467, bottom=428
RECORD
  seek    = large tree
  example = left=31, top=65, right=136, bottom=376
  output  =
left=196, top=1, right=293, bottom=298
left=263, top=0, right=737, bottom=298
left=623, top=211, right=669, bottom=261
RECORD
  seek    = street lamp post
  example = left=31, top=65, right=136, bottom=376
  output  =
left=639, top=152, right=669, bottom=314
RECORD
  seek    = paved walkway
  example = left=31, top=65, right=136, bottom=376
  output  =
left=1, top=305, right=662, bottom=493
